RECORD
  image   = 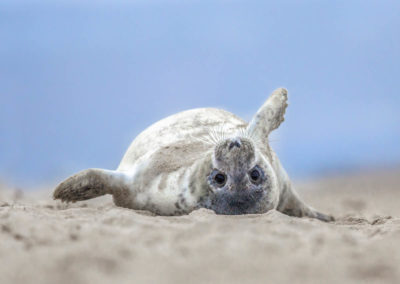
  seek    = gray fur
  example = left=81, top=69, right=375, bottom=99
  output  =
left=53, top=169, right=134, bottom=208
left=53, top=88, right=334, bottom=222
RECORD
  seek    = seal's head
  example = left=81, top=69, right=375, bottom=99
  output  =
left=206, top=136, right=279, bottom=215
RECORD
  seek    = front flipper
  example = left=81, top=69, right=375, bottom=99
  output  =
left=53, top=168, right=132, bottom=204
left=247, top=88, right=288, bottom=143
left=277, top=183, right=335, bottom=222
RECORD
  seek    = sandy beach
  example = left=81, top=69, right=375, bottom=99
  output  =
left=1, top=169, right=399, bottom=284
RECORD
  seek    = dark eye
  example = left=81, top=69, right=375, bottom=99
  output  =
left=214, top=173, right=226, bottom=185
left=250, top=169, right=260, bottom=182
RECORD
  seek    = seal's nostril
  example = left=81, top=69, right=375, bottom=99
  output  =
left=229, top=139, right=241, bottom=150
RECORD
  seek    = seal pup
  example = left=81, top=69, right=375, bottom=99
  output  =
left=54, top=88, right=334, bottom=221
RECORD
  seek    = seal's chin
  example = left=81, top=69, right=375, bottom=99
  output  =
left=209, top=189, right=265, bottom=215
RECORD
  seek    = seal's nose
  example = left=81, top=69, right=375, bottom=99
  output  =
left=229, top=138, right=241, bottom=150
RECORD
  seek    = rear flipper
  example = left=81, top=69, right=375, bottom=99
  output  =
left=53, top=168, right=132, bottom=206
left=277, top=183, right=335, bottom=222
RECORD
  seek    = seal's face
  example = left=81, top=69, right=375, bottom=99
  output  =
left=206, top=137, right=277, bottom=215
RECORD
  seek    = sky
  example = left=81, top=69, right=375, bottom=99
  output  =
left=1, top=0, right=399, bottom=188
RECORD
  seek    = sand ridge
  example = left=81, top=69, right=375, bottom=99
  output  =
left=1, top=170, right=400, bottom=284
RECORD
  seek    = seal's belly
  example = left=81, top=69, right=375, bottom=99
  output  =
left=129, top=165, right=201, bottom=215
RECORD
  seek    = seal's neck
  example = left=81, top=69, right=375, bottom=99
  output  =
left=187, top=152, right=213, bottom=203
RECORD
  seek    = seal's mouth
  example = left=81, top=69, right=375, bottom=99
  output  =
left=228, top=196, right=254, bottom=210
left=210, top=190, right=264, bottom=215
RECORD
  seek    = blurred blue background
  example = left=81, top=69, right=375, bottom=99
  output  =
left=1, top=0, right=399, bottom=188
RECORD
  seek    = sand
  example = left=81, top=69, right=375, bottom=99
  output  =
left=1, top=170, right=400, bottom=284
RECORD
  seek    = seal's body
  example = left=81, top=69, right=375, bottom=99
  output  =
left=54, top=88, right=334, bottom=221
